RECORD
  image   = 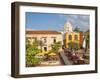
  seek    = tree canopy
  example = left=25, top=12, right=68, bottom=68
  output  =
left=74, top=27, right=81, bottom=32
left=51, top=41, right=62, bottom=53
left=26, top=39, right=42, bottom=67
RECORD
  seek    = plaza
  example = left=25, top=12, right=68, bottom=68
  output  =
left=26, top=21, right=89, bottom=67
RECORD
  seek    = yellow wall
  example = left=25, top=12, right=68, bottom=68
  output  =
left=65, top=32, right=80, bottom=48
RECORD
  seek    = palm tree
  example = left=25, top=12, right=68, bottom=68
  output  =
left=84, top=30, right=90, bottom=52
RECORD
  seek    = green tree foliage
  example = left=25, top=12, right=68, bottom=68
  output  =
left=68, top=42, right=80, bottom=50
left=51, top=41, right=62, bottom=53
left=26, top=38, right=31, bottom=50
left=26, top=52, right=41, bottom=66
left=26, top=39, right=42, bottom=67
left=37, top=40, right=44, bottom=52
left=74, top=27, right=81, bottom=32
left=84, top=30, right=90, bottom=51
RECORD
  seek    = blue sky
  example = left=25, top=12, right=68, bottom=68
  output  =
left=25, top=12, right=89, bottom=31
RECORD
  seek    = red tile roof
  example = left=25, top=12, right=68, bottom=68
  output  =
left=26, top=30, right=61, bottom=34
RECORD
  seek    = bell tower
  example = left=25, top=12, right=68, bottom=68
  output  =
left=64, top=21, right=73, bottom=33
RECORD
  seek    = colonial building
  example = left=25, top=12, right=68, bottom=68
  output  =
left=63, top=21, right=83, bottom=49
left=64, top=32, right=83, bottom=48
left=26, top=30, right=63, bottom=53
left=26, top=21, right=83, bottom=51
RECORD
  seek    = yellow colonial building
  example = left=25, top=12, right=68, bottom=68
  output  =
left=64, top=32, right=83, bottom=48
left=63, top=21, right=83, bottom=49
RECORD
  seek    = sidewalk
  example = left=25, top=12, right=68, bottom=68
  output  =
left=59, top=51, right=73, bottom=65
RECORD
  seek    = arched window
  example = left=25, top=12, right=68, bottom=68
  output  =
left=69, top=35, right=72, bottom=40
left=44, top=47, right=47, bottom=51
left=74, top=35, right=78, bottom=40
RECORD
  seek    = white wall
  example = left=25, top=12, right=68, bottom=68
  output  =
left=0, top=0, right=99, bottom=80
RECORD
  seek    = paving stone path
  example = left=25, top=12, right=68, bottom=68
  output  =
left=59, top=51, right=73, bottom=65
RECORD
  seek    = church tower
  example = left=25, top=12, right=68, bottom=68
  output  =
left=64, top=21, right=73, bottom=33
